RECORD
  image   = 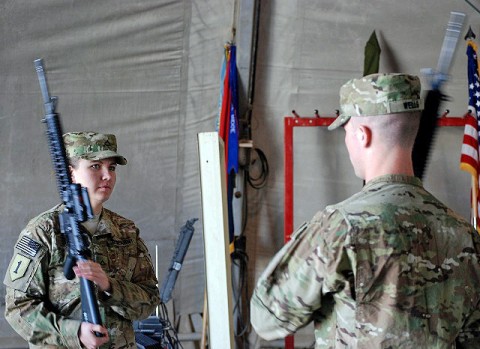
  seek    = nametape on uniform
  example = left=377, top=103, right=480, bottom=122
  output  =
left=113, top=238, right=133, bottom=246
left=16, top=236, right=42, bottom=257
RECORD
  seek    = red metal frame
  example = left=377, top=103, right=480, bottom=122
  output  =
left=283, top=113, right=466, bottom=349
left=284, top=116, right=337, bottom=243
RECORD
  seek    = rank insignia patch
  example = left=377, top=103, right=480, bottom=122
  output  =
left=16, top=236, right=42, bottom=257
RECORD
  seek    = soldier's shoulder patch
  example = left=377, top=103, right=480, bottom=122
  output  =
left=4, top=235, right=46, bottom=291
left=15, top=236, right=42, bottom=257
left=9, top=254, right=31, bottom=281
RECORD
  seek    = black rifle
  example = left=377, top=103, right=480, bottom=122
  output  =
left=160, top=218, right=198, bottom=303
left=134, top=218, right=198, bottom=349
left=34, top=59, right=104, bottom=337
left=412, top=12, right=465, bottom=179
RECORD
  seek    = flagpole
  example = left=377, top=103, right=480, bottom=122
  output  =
left=201, top=289, right=208, bottom=349
left=474, top=32, right=480, bottom=232
left=472, top=176, right=478, bottom=229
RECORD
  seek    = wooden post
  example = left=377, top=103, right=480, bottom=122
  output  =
left=197, top=132, right=234, bottom=349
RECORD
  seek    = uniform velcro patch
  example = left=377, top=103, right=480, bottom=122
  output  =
left=9, top=254, right=31, bottom=281
left=16, top=236, right=42, bottom=257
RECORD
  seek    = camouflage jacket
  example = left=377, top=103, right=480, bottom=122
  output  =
left=251, top=175, right=480, bottom=348
left=4, top=205, right=160, bottom=349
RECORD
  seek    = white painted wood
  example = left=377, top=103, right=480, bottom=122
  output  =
left=197, top=132, right=234, bottom=349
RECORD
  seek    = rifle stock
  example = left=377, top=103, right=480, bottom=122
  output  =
left=34, top=58, right=104, bottom=336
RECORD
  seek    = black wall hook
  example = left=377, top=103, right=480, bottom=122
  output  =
left=465, top=26, right=476, bottom=40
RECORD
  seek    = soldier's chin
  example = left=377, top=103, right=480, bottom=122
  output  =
left=96, top=189, right=113, bottom=202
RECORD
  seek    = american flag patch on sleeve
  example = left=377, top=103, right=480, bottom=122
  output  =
left=16, top=236, right=42, bottom=257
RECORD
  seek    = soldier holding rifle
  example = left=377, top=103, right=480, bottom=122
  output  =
left=4, top=132, right=160, bottom=349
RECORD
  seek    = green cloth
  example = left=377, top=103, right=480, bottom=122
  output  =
left=363, top=30, right=381, bottom=76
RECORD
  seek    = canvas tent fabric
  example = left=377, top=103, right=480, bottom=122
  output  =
left=0, top=0, right=235, bottom=324
left=1, top=0, right=478, bottom=347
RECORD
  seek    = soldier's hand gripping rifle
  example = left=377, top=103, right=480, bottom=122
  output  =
left=34, top=59, right=104, bottom=337
left=412, top=12, right=466, bottom=179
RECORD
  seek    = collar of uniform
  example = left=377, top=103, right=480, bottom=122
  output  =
left=81, top=213, right=101, bottom=235
left=363, top=174, right=422, bottom=191
left=93, top=218, right=112, bottom=238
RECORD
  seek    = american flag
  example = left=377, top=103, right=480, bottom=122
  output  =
left=460, top=40, right=480, bottom=230
left=16, top=236, right=41, bottom=257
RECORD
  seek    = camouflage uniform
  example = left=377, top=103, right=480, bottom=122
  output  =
left=4, top=132, right=160, bottom=348
left=251, top=175, right=480, bottom=348
left=4, top=205, right=160, bottom=348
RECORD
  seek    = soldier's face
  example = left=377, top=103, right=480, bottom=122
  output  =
left=70, top=158, right=117, bottom=212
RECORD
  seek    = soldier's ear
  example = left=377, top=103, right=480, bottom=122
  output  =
left=356, top=125, right=372, bottom=147
left=69, top=166, right=76, bottom=183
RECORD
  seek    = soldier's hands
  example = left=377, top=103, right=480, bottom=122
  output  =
left=79, top=322, right=109, bottom=349
left=74, top=260, right=111, bottom=293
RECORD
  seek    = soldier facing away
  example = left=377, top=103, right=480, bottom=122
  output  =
left=4, top=132, right=160, bottom=349
left=250, top=73, right=480, bottom=348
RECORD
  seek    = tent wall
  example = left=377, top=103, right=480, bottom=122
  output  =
left=246, top=0, right=480, bottom=346
left=0, top=0, right=233, bottom=344
left=247, top=0, right=479, bottom=272
left=1, top=0, right=480, bottom=347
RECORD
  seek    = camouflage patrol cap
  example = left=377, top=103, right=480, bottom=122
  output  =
left=63, top=131, right=127, bottom=165
left=328, top=73, right=424, bottom=130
